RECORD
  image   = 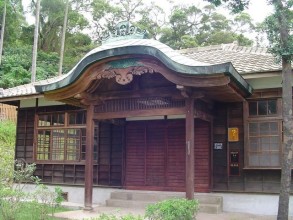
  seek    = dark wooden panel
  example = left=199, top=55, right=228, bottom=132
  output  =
left=212, top=104, right=228, bottom=190
left=146, top=122, right=166, bottom=186
left=15, top=109, right=35, bottom=163
left=125, top=119, right=211, bottom=192
left=96, top=122, right=123, bottom=186
left=166, top=120, right=185, bottom=188
left=125, top=122, right=146, bottom=186
left=195, top=119, right=211, bottom=192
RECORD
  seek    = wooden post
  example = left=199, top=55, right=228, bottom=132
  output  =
left=84, top=104, right=94, bottom=211
left=185, top=98, right=194, bottom=200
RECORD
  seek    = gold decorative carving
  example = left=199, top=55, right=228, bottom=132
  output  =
left=97, top=66, right=154, bottom=85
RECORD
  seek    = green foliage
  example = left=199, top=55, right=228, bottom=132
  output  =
left=263, top=2, right=293, bottom=61
left=0, top=161, right=38, bottom=220
left=0, top=46, right=60, bottom=88
left=0, top=120, right=16, bottom=147
left=32, top=184, right=65, bottom=219
left=0, top=161, right=65, bottom=220
left=92, top=213, right=144, bottom=220
left=145, top=198, right=199, bottom=220
left=205, top=0, right=250, bottom=13
left=0, top=120, right=16, bottom=185
left=0, top=0, right=25, bottom=45
left=159, top=4, right=254, bottom=49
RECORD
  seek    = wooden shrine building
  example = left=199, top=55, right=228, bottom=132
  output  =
left=0, top=22, right=289, bottom=210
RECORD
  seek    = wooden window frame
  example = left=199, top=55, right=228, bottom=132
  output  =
left=35, top=110, right=86, bottom=163
left=244, top=98, right=282, bottom=169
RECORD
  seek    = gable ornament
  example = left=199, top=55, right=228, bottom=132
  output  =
left=97, top=58, right=154, bottom=85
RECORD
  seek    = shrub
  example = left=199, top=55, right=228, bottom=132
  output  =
left=145, top=198, right=199, bottom=220
left=92, top=213, right=144, bottom=220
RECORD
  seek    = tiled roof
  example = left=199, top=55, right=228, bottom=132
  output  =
left=0, top=74, right=67, bottom=99
left=0, top=42, right=277, bottom=100
left=179, top=43, right=281, bottom=74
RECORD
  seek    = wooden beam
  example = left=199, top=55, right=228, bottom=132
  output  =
left=94, top=107, right=185, bottom=120
left=176, top=85, right=206, bottom=99
left=84, top=104, right=94, bottom=211
left=83, top=87, right=182, bottom=101
left=185, top=98, right=195, bottom=200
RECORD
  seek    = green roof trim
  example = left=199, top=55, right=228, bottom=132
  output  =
left=35, top=40, right=252, bottom=96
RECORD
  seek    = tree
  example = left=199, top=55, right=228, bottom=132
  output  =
left=265, top=2, right=293, bottom=219
left=31, top=0, right=41, bottom=83
left=159, top=4, right=253, bottom=49
left=0, top=0, right=6, bottom=65
left=206, top=0, right=293, bottom=219
left=58, top=0, right=69, bottom=75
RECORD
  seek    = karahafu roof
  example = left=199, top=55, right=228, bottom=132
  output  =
left=0, top=40, right=280, bottom=101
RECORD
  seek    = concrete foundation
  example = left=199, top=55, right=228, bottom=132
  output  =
left=217, top=193, right=293, bottom=216
left=20, top=184, right=293, bottom=216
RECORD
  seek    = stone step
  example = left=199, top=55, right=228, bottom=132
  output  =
left=106, top=198, right=222, bottom=214
left=110, top=191, right=222, bottom=205
left=199, top=203, right=222, bottom=214
left=107, top=191, right=223, bottom=214
left=106, top=199, right=154, bottom=209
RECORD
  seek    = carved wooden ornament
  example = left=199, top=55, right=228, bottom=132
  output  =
left=97, top=59, right=155, bottom=85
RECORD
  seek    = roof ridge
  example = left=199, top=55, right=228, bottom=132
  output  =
left=222, top=44, right=269, bottom=55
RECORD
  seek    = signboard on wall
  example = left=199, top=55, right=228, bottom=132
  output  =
left=230, top=151, right=240, bottom=176
left=228, top=127, right=239, bottom=142
left=214, top=143, right=223, bottom=150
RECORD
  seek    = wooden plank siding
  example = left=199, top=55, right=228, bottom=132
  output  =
left=15, top=108, right=35, bottom=163
left=0, top=103, right=17, bottom=123
left=213, top=103, right=245, bottom=191
left=125, top=119, right=211, bottom=192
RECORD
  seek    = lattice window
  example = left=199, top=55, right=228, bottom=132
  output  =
left=37, top=130, right=50, bottom=160
left=36, top=110, right=86, bottom=162
left=52, top=130, right=65, bottom=160
left=248, top=121, right=281, bottom=167
left=95, top=97, right=185, bottom=113
left=246, top=99, right=282, bottom=168
left=249, top=100, right=277, bottom=116
left=38, top=113, right=65, bottom=126
left=66, top=129, right=81, bottom=161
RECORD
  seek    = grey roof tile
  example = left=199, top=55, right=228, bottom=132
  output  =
left=179, top=43, right=281, bottom=74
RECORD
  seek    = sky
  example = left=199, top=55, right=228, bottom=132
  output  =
left=22, top=0, right=273, bottom=25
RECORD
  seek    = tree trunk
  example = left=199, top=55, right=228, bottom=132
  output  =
left=276, top=0, right=293, bottom=219
left=278, top=58, right=293, bottom=220
left=31, top=0, right=41, bottom=83
left=58, top=0, right=69, bottom=76
left=0, top=0, right=7, bottom=65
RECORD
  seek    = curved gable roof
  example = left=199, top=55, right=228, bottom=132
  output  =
left=35, top=39, right=252, bottom=96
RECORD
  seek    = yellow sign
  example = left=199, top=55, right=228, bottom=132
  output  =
left=228, top=127, right=239, bottom=142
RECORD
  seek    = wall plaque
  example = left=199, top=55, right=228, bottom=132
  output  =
left=228, top=127, right=239, bottom=142
left=214, top=143, right=223, bottom=150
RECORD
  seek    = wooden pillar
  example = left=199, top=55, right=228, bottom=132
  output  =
left=185, top=98, right=195, bottom=200
left=84, top=104, right=94, bottom=211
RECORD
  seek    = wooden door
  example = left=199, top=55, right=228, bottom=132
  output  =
left=124, top=119, right=210, bottom=192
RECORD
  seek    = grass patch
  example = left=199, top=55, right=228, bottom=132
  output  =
left=0, top=201, right=71, bottom=220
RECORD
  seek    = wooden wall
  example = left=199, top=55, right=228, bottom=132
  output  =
left=15, top=107, right=124, bottom=187
left=125, top=119, right=210, bottom=192
left=212, top=102, right=292, bottom=193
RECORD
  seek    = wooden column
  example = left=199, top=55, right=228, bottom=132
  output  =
left=185, top=98, right=195, bottom=199
left=84, top=104, right=94, bottom=211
